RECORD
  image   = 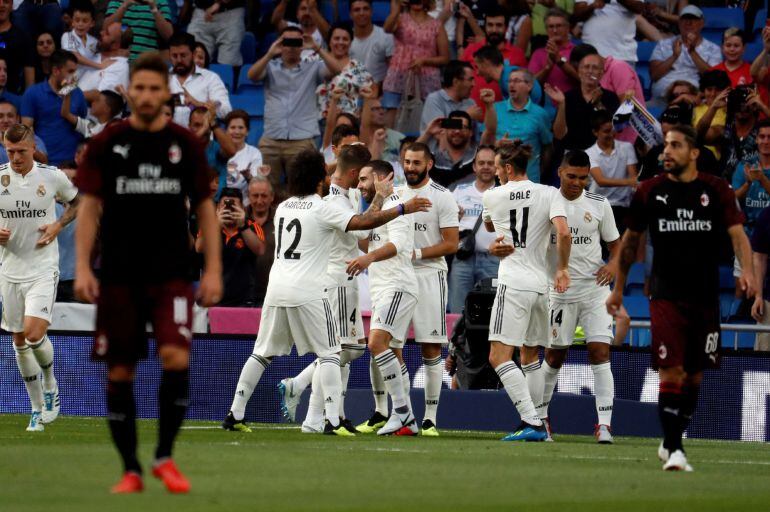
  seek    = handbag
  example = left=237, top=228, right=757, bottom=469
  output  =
left=455, top=212, right=484, bottom=260
left=394, top=71, right=423, bottom=136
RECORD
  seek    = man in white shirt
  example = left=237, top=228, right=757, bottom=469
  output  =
left=349, top=0, right=393, bottom=86
left=224, top=149, right=430, bottom=436
left=167, top=32, right=231, bottom=127
left=482, top=141, right=571, bottom=441
left=78, top=21, right=131, bottom=103
left=539, top=150, right=621, bottom=443
left=0, top=124, right=79, bottom=432
left=448, top=145, right=499, bottom=313
left=649, top=6, right=722, bottom=102
left=573, top=0, right=644, bottom=65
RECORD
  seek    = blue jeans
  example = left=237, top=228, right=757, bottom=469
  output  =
left=13, top=1, right=63, bottom=41
left=448, top=252, right=500, bottom=314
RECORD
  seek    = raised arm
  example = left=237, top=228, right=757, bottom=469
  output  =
left=248, top=38, right=283, bottom=82
left=384, top=0, right=402, bottom=33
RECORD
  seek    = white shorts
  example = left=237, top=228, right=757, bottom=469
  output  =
left=328, top=285, right=364, bottom=344
left=370, top=289, right=418, bottom=346
left=253, top=299, right=341, bottom=358
left=0, top=273, right=58, bottom=333
left=549, top=287, right=614, bottom=347
left=488, top=285, right=549, bottom=347
left=410, top=269, right=449, bottom=344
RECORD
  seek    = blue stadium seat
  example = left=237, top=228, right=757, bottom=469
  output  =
left=719, top=291, right=735, bottom=321
left=753, top=9, right=767, bottom=36
left=722, top=327, right=757, bottom=349
left=231, top=91, right=265, bottom=117
left=237, top=66, right=264, bottom=93
left=625, top=262, right=646, bottom=288
left=719, top=265, right=734, bottom=291
left=636, top=41, right=657, bottom=64
left=745, top=41, right=764, bottom=62
left=209, top=63, right=234, bottom=92
left=247, top=118, right=264, bottom=145
left=321, top=0, right=350, bottom=22
left=372, top=1, right=390, bottom=24
left=702, top=7, right=745, bottom=31
left=624, top=296, right=651, bottom=320
left=241, top=32, right=258, bottom=65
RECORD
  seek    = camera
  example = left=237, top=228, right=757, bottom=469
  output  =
left=728, top=85, right=754, bottom=113
left=441, top=118, right=464, bottom=130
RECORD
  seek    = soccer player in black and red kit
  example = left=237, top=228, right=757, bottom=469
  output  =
left=73, top=53, right=223, bottom=494
left=607, top=125, right=755, bottom=471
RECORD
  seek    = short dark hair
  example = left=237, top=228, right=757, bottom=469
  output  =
left=327, top=22, right=353, bottom=46
left=280, top=26, right=303, bottom=37
left=337, top=144, right=371, bottom=173
left=700, top=69, right=730, bottom=91
left=484, top=5, right=509, bottom=25
left=442, top=60, right=473, bottom=88
left=332, top=124, right=359, bottom=147
left=70, top=1, right=95, bottom=17
left=497, top=140, right=532, bottom=175
left=349, top=0, right=373, bottom=8
left=287, top=149, right=326, bottom=197
left=399, top=136, right=417, bottom=151
left=50, top=49, right=77, bottom=70
left=473, top=45, right=503, bottom=67
left=224, top=109, right=250, bottom=128
left=366, top=159, right=394, bottom=177
left=545, top=8, right=570, bottom=24
left=668, top=124, right=698, bottom=148
left=189, top=106, right=209, bottom=120
left=569, top=43, right=599, bottom=66
left=100, top=90, right=124, bottom=118
left=168, top=32, right=196, bottom=51
left=757, top=118, right=770, bottom=132
left=560, top=149, right=591, bottom=168
left=219, top=187, right=243, bottom=202
left=405, top=141, right=434, bottom=162
left=0, top=99, right=17, bottom=114
left=447, top=110, right=473, bottom=129
left=130, top=52, right=169, bottom=81
left=590, top=110, right=613, bottom=131
left=335, top=112, right=360, bottom=133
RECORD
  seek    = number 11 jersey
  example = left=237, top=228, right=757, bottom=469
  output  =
left=482, top=180, right=566, bottom=294
left=264, top=194, right=355, bottom=307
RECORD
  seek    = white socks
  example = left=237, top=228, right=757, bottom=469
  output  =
left=14, top=344, right=43, bottom=411
left=339, top=345, right=364, bottom=419
left=423, top=356, right=442, bottom=424
left=374, top=350, right=410, bottom=418
left=293, top=360, right=317, bottom=395
left=370, top=357, right=388, bottom=415
left=495, top=362, right=542, bottom=426
left=537, top=362, right=561, bottom=420
left=28, top=336, right=56, bottom=392
left=522, top=360, right=544, bottom=421
left=400, top=363, right=412, bottom=413
left=230, top=354, right=270, bottom=421
left=592, top=361, right=614, bottom=427
left=305, top=364, right=325, bottom=425
left=318, top=354, right=342, bottom=427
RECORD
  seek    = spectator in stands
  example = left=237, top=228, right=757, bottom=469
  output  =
left=321, top=89, right=361, bottom=160
left=751, top=205, right=770, bottom=351
left=61, top=3, right=100, bottom=80
left=195, top=187, right=265, bottom=307
left=187, top=0, right=246, bottom=68
left=573, top=0, right=641, bottom=66
left=382, top=0, right=450, bottom=127
left=448, top=144, right=499, bottom=313
left=349, top=0, right=394, bottom=89
left=732, top=119, right=770, bottom=240
left=360, top=84, right=404, bottom=163
left=248, top=26, right=340, bottom=196
left=247, top=176, right=276, bottom=305
left=193, top=42, right=211, bottom=69
left=326, top=124, right=361, bottom=169
left=480, top=69, right=553, bottom=182
left=21, top=50, right=86, bottom=166
left=0, top=0, right=34, bottom=93
left=722, top=85, right=770, bottom=181
left=33, top=32, right=56, bottom=84
left=694, top=69, right=730, bottom=161
left=168, top=32, right=231, bottom=127
left=528, top=9, right=577, bottom=93
left=104, top=0, right=174, bottom=60
left=712, top=28, right=752, bottom=88
left=0, top=99, right=47, bottom=164
left=0, top=56, right=20, bottom=110
left=316, top=23, right=373, bottom=121
left=500, top=0, right=532, bottom=52
left=420, top=60, right=479, bottom=131
left=750, top=26, right=770, bottom=98
left=271, top=0, right=330, bottom=60
left=60, top=88, right=123, bottom=139
left=189, top=104, right=237, bottom=196
left=12, top=0, right=63, bottom=44
left=77, top=22, right=132, bottom=101
left=585, top=110, right=637, bottom=233
left=649, top=6, right=721, bottom=102
left=636, top=0, right=684, bottom=41
left=418, top=110, right=477, bottom=187
left=553, top=51, right=619, bottom=151
left=224, top=109, right=266, bottom=202
left=447, top=0, right=485, bottom=53
left=460, top=8, right=527, bottom=111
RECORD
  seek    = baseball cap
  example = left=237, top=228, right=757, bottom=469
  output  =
left=680, top=5, right=704, bottom=19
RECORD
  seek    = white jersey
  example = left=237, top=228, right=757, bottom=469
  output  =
left=325, top=183, right=367, bottom=288
left=0, top=162, right=77, bottom=283
left=367, top=193, right=418, bottom=297
left=397, top=179, right=459, bottom=274
left=482, top=180, right=566, bottom=294
left=264, top=194, right=355, bottom=307
left=547, top=190, right=620, bottom=302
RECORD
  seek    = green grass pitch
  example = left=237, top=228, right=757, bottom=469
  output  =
left=1, top=415, right=769, bottom=512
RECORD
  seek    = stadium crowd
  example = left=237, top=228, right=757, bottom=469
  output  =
left=1, top=0, right=769, bottom=350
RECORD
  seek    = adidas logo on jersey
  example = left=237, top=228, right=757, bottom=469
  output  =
left=1, top=189, right=9, bottom=195
left=40, top=306, right=48, bottom=314
left=237, top=390, right=245, bottom=396
left=325, top=396, right=333, bottom=403
left=431, top=330, right=439, bottom=336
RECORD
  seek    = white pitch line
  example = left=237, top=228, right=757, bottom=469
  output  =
left=529, top=453, right=770, bottom=467
left=182, top=425, right=299, bottom=430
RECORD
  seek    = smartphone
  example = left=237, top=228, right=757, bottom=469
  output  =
left=441, top=118, right=464, bottom=130
left=282, top=38, right=303, bottom=48
left=223, top=198, right=235, bottom=210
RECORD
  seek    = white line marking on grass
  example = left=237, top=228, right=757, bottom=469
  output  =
left=335, top=446, right=431, bottom=454
left=531, top=453, right=770, bottom=467
left=182, top=425, right=300, bottom=430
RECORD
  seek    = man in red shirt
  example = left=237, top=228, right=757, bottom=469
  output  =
left=461, top=6, right=526, bottom=111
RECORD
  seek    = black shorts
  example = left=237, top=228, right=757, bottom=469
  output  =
left=650, top=299, right=721, bottom=373
left=91, top=280, right=194, bottom=365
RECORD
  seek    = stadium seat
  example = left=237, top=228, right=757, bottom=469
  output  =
left=752, top=9, right=766, bottom=37
left=624, top=262, right=646, bottom=295
left=231, top=92, right=265, bottom=117
left=372, top=1, right=390, bottom=24
left=237, top=66, right=263, bottom=93
left=636, top=41, right=657, bottom=64
left=624, top=296, right=650, bottom=320
left=247, top=118, right=264, bottom=145
left=702, top=7, right=745, bottom=31
left=719, top=265, right=734, bottom=291
left=209, top=63, right=234, bottom=92
left=745, top=41, right=764, bottom=62
left=241, top=32, right=258, bottom=65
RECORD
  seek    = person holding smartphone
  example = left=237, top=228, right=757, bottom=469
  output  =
left=417, top=110, right=477, bottom=187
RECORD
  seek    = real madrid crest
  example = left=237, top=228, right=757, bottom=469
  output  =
left=36, top=184, right=46, bottom=197
left=1, top=175, right=9, bottom=187
left=169, top=143, right=182, bottom=164
left=700, top=192, right=709, bottom=207
left=584, top=211, right=592, bottom=223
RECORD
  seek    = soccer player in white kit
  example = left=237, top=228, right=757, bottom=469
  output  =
left=482, top=141, right=571, bottom=441
left=224, top=150, right=430, bottom=436
left=347, top=160, right=421, bottom=436
left=539, top=150, right=621, bottom=443
left=0, top=124, right=79, bottom=431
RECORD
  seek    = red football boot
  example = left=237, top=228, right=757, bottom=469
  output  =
left=152, top=459, right=191, bottom=494
left=110, top=472, right=144, bottom=494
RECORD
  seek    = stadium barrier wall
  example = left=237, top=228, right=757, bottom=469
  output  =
left=1, top=334, right=768, bottom=442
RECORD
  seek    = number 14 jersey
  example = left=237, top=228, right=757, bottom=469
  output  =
left=482, top=180, right=566, bottom=294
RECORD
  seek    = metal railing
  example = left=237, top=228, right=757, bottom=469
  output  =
left=627, top=320, right=770, bottom=350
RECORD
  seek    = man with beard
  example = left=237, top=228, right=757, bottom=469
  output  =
left=607, top=125, right=755, bottom=471
left=167, top=33, right=231, bottom=128
left=79, top=21, right=132, bottom=102
left=418, top=110, right=477, bottom=187
left=420, top=61, right=479, bottom=132
left=21, top=50, right=87, bottom=166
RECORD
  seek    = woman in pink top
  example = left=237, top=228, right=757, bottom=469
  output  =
left=382, top=0, right=450, bottom=126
